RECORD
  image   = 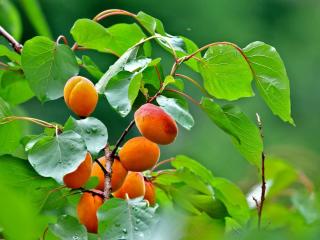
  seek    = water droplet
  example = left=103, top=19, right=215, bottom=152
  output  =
left=134, top=227, right=139, bottom=231
left=115, top=223, right=121, bottom=227
left=122, top=228, right=127, bottom=234
left=72, top=236, right=79, bottom=240
left=136, top=219, right=141, bottom=224
left=86, top=129, right=91, bottom=134
left=118, top=236, right=127, bottom=240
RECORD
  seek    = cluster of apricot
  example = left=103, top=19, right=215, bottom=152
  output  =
left=62, top=76, right=178, bottom=233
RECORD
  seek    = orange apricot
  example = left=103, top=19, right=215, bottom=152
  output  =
left=77, top=192, right=104, bottom=233
left=113, top=172, right=145, bottom=199
left=134, top=103, right=178, bottom=145
left=144, top=181, right=156, bottom=206
left=64, top=76, right=98, bottom=117
left=91, top=156, right=128, bottom=192
left=119, top=136, right=160, bottom=172
left=63, top=152, right=92, bottom=189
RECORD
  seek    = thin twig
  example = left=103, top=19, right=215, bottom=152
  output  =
left=94, top=158, right=108, bottom=176
left=256, top=113, right=266, bottom=229
left=56, top=35, right=69, bottom=45
left=164, top=88, right=200, bottom=106
left=175, top=73, right=209, bottom=96
left=0, top=26, right=23, bottom=54
left=151, top=157, right=175, bottom=171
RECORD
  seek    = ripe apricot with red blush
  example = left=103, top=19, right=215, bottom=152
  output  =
left=144, top=181, right=156, bottom=206
left=134, top=103, right=178, bottom=145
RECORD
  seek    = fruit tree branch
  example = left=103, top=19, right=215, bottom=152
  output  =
left=256, top=113, right=266, bottom=229
left=103, top=145, right=113, bottom=199
left=0, top=26, right=23, bottom=54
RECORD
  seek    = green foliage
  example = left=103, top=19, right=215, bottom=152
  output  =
left=199, top=44, right=253, bottom=100
left=49, top=215, right=88, bottom=240
left=98, top=198, right=157, bottom=239
left=243, top=41, right=294, bottom=124
left=27, top=131, right=87, bottom=183
left=201, top=98, right=263, bottom=167
left=64, top=117, right=108, bottom=157
left=0, top=6, right=303, bottom=240
left=21, top=36, right=79, bottom=102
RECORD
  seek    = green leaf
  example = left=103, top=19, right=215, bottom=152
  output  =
left=98, top=198, right=157, bottom=240
left=27, top=131, right=87, bottom=183
left=243, top=41, right=294, bottom=124
left=201, top=98, right=263, bottom=166
left=64, top=117, right=108, bottom=156
left=21, top=36, right=79, bottom=102
left=136, top=11, right=200, bottom=71
left=172, top=155, right=215, bottom=183
left=156, top=95, right=194, bottom=130
left=0, top=0, right=22, bottom=40
left=20, top=0, right=52, bottom=38
left=0, top=97, right=22, bottom=155
left=0, top=70, right=34, bottom=104
left=0, top=45, right=21, bottom=64
left=95, top=46, right=139, bottom=93
left=84, top=176, right=99, bottom=189
left=71, top=19, right=148, bottom=56
left=210, top=177, right=250, bottom=225
left=162, top=75, right=176, bottom=88
left=80, top=55, right=103, bottom=80
left=199, top=44, right=253, bottom=100
left=105, top=71, right=141, bottom=117
left=49, top=215, right=88, bottom=240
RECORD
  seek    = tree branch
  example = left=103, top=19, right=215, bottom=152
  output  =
left=256, top=113, right=266, bottom=229
left=103, top=146, right=113, bottom=199
left=0, top=26, right=23, bottom=54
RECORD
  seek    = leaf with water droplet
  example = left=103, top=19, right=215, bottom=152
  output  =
left=64, top=117, right=108, bottom=157
left=98, top=198, right=158, bottom=240
left=49, top=215, right=88, bottom=240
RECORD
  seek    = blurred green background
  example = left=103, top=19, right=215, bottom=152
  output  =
left=2, top=0, right=320, bottom=189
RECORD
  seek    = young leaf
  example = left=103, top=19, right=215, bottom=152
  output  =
left=95, top=46, right=139, bottom=93
left=64, top=117, right=108, bottom=156
left=0, top=97, right=22, bottom=155
left=0, top=45, right=21, bottom=64
left=210, top=177, right=250, bottom=225
left=243, top=41, right=294, bottom=124
left=0, top=70, right=34, bottom=104
left=201, top=97, right=263, bottom=167
left=49, top=215, right=88, bottom=240
left=98, top=198, right=158, bottom=240
left=156, top=95, right=194, bottom=130
left=71, top=19, right=148, bottom=56
left=27, top=130, right=87, bottom=183
left=199, top=44, right=253, bottom=100
left=21, top=36, right=79, bottom=102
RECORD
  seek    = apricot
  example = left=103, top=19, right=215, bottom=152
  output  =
left=91, top=156, right=128, bottom=192
left=119, top=136, right=160, bottom=172
left=113, top=172, right=145, bottom=199
left=64, top=76, right=98, bottom=117
left=144, top=181, right=156, bottom=206
left=134, top=103, right=178, bottom=145
left=77, top=192, right=104, bottom=233
left=63, top=152, right=92, bottom=189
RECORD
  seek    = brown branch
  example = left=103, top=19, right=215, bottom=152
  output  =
left=0, top=26, right=23, bottom=54
left=103, top=146, right=113, bottom=199
left=56, top=35, right=69, bottom=45
left=151, top=157, right=175, bottom=171
left=94, top=158, right=108, bottom=175
left=256, top=113, right=266, bottom=229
